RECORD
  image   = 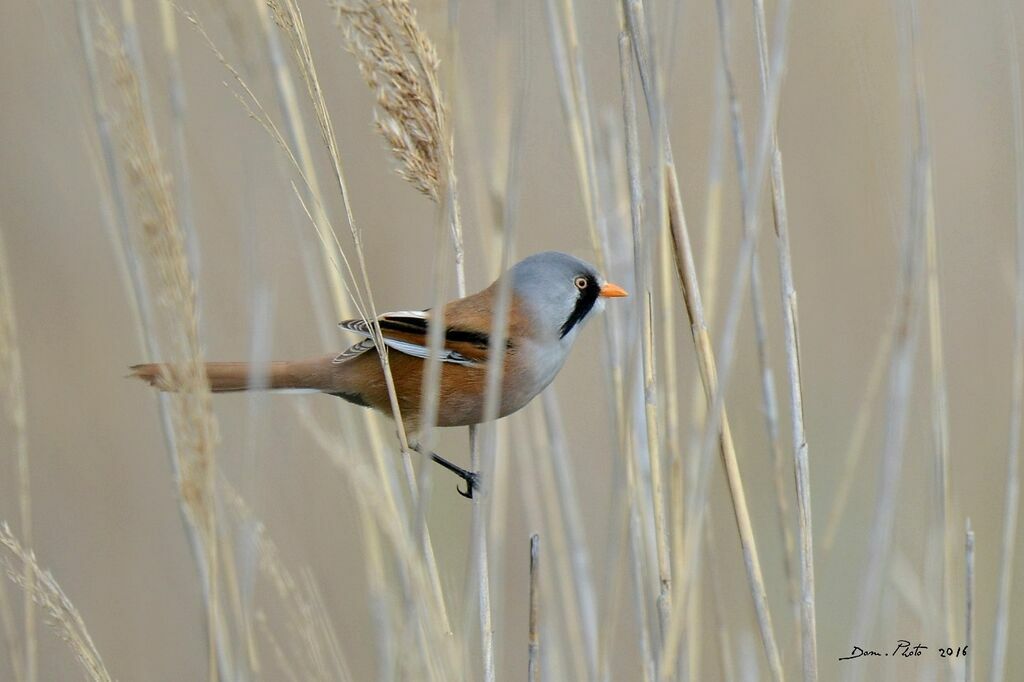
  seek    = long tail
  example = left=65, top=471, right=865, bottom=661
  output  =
left=130, top=356, right=338, bottom=393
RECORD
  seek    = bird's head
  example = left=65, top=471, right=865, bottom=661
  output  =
left=509, top=251, right=628, bottom=344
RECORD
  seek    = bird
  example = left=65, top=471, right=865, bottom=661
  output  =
left=131, top=251, right=627, bottom=497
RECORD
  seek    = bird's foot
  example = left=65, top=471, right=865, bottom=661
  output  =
left=456, top=470, right=481, bottom=499
left=410, top=443, right=482, bottom=501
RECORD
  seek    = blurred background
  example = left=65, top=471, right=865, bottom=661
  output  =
left=0, top=0, right=1022, bottom=679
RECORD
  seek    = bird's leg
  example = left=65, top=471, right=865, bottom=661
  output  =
left=409, top=443, right=480, bottom=499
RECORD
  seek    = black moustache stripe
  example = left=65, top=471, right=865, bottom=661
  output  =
left=560, top=276, right=600, bottom=338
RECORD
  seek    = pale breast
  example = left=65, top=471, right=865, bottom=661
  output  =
left=498, top=338, right=570, bottom=418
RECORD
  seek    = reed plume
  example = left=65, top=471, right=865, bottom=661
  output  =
left=0, top=524, right=112, bottom=682
left=334, top=0, right=445, bottom=201
left=100, top=14, right=224, bottom=678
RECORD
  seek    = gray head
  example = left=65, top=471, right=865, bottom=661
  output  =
left=509, top=251, right=628, bottom=343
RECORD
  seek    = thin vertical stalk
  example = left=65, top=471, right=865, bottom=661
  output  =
left=821, top=323, right=893, bottom=552
left=965, top=520, right=975, bottom=682
left=619, top=30, right=672, bottom=642
left=847, top=2, right=929, bottom=674
left=991, top=3, right=1024, bottom=679
left=529, top=403, right=591, bottom=680
left=0, top=226, right=33, bottom=682
left=75, top=6, right=232, bottom=680
left=891, top=0, right=955, bottom=651
left=471, top=13, right=528, bottom=678
left=713, top=0, right=800, bottom=632
left=705, top=519, right=736, bottom=682
left=625, top=420, right=656, bottom=682
left=264, top=3, right=457, bottom=653
left=750, top=0, right=819, bottom=676
left=653, top=0, right=794, bottom=675
left=543, top=4, right=623, bottom=671
left=254, top=0, right=408, bottom=540
left=528, top=534, right=541, bottom=682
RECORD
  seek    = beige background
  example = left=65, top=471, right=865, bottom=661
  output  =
left=1, top=0, right=1022, bottom=679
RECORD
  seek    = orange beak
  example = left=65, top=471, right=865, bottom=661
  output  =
left=599, top=282, right=629, bottom=298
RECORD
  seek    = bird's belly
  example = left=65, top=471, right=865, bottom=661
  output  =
left=435, top=346, right=566, bottom=427
left=341, top=344, right=568, bottom=429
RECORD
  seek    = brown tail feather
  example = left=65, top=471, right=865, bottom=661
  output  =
left=129, top=356, right=339, bottom=393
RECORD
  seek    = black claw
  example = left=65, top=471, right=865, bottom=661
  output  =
left=457, top=471, right=481, bottom=499
left=414, top=443, right=480, bottom=500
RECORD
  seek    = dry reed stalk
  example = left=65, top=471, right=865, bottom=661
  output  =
left=75, top=5, right=238, bottom=680
left=847, top=2, right=929, bottom=675
left=293, top=403, right=457, bottom=679
left=821, top=323, right=892, bottom=551
left=542, top=31, right=635, bottom=675
left=253, top=5, right=462, bottom=660
left=192, top=2, right=405, bottom=521
left=159, top=6, right=260, bottom=675
left=677, top=58, right=730, bottom=682
left=234, top=12, right=433, bottom=661
left=470, top=41, right=529, bottom=674
left=0, top=225, right=31, bottom=682
left=477, top=18, right=525, bottom=629
left=634, top=0, right=793, bottom=673
left=619, top=30, right=673, bottom=645
left=543, top=0, right=608, bottom=275
left=591, top=77, right=658, bottom=682
left=528, top=534, right=541, bottom=682
left=592, top=110, right=656, bottom=682
left=0, top=525, right=112, bottom=682
left=614, top=33, right=671, bottom=663
left=256, top=533, right=349, bottom=680
left=705, top=519, right=736, bottom=682
left=527, top=402, right=594, bottom=680
left=713, top=0, right=800, bottom=637
left=216, top=521, right=259, bottom=677
left=248, top=2, right=361, bottom=326
left=544, top=6, right=637, bottom=673
left=664, top=162, right=785, bottom=680
left=893, top=0, right=955, bottom=650
left=623, top=404, right=657, bottom=682
left=261, top=0, right=415, bottom=455
left=221, top=481, right=352, bottom=680
left=97, top=11, right=230, bottom=680
left=750, top=0, right=819, bottom=676
left=659, top=214, right=683, bottom=572
left=320, top=4, right=472, bottom=647
left=991, top=3, right=1024, bottom=679
left=0, top=576, right=19, bottom=682
left=965, top=520, right=975, bottom=682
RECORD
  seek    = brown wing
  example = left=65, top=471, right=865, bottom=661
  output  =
left=336, top=283, right=532, bottom=365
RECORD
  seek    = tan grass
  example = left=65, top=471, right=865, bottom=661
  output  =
left=0, top=525, right=111, bottom=682
left=750, top=0, right=819, bottom=675
left=966, top=519, right=976, bottom=682
left=991, top=3, right=1024, bottom=679
left=99, top=14, right=223, bottom=679
left=618, top=29, right=672, bottom=642
left=0, top=224, right=32, bottom=682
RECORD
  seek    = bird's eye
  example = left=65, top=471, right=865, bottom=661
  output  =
left=574, top=276, right=588, bottom=290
